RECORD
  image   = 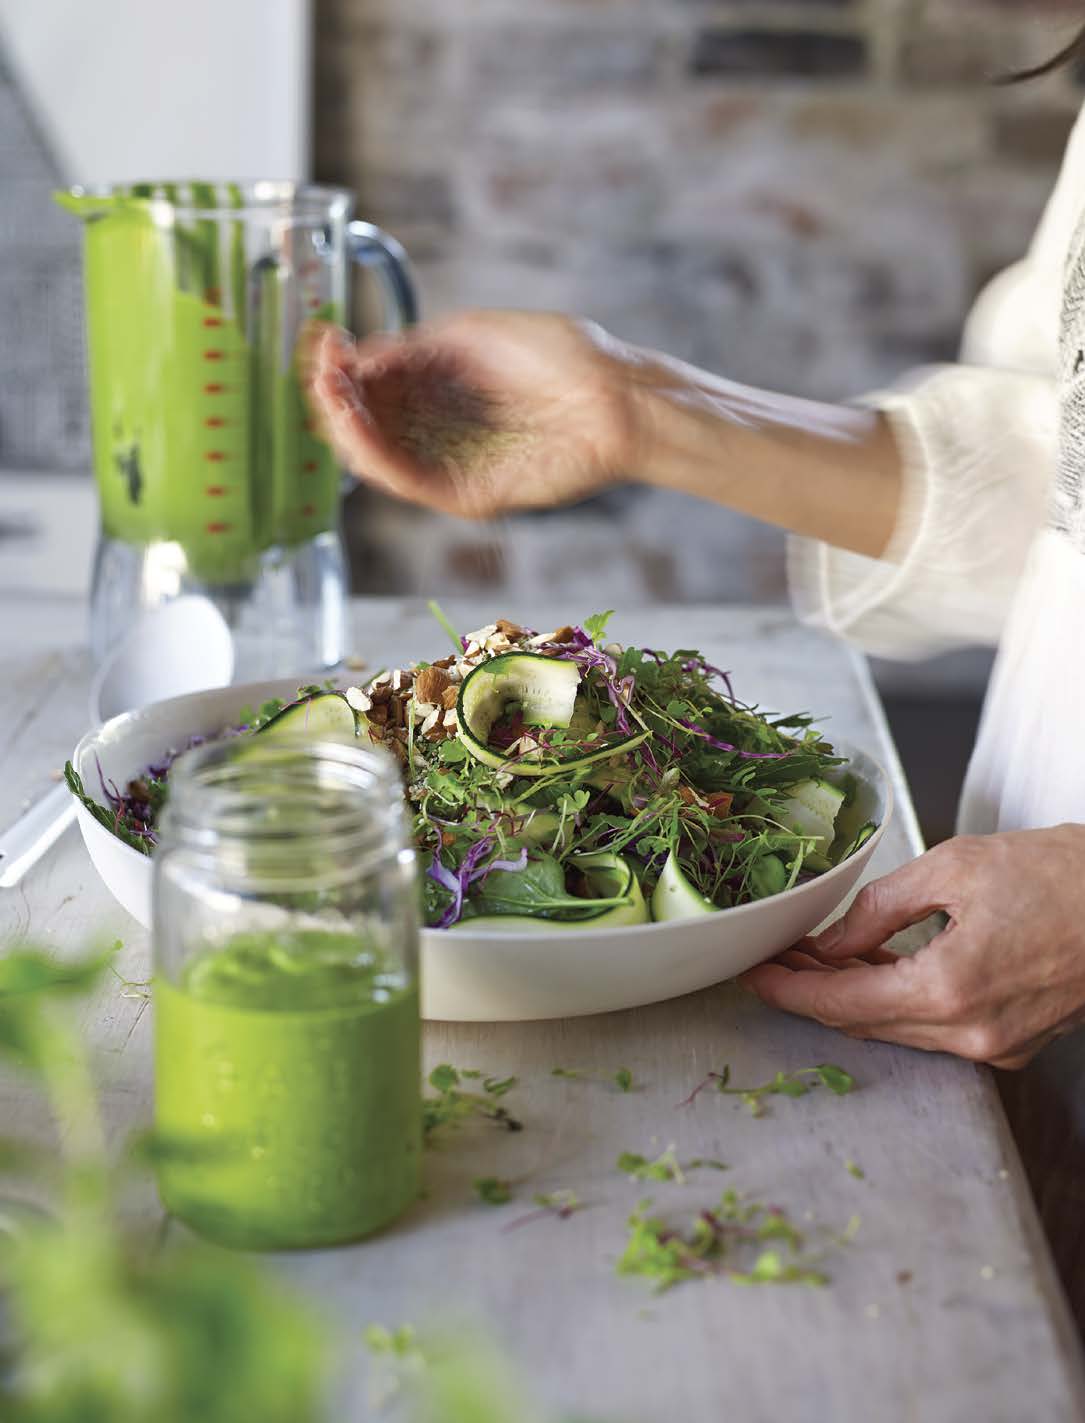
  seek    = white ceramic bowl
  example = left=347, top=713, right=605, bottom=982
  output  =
left=72, top=678, right=892, bottom=1022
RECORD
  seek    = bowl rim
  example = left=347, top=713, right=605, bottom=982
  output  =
left=72, top=678, right=894, bottom=942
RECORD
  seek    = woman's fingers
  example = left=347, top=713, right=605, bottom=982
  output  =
left=741, top=951, right=931, bottom=1029
left=807, top=853, right=955, bottom=961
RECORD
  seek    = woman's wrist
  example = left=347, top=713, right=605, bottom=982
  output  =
left=612, top=351, right=903, bottom=559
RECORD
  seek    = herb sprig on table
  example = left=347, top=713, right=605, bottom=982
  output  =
left=617, top=1191, right=853, bottom=1293
left=680, top=1062, right=857, bottom=1116
left=423, top=1064, right=523, bottom=1139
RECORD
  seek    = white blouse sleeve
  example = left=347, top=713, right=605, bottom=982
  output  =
left=788, top=108, right=1083, bottom=661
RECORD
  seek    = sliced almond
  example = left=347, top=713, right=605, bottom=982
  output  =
left=465, top=624, right=498, bottom=644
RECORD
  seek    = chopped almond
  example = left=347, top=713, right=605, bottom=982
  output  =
left=706, top=791, right=734, bottom=818
left=415, top=665, right=453, bottom=705
left=495, top=618, right=523, bottom=637
left=552, top=625, right=575, bottom=643
left=441, top=685, right=459, bottom=710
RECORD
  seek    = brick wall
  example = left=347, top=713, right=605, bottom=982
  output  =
left=316, top=0, right=1084, bottom=606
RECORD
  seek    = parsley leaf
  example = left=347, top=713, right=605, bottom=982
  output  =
left=582, top=610, right=616, bottom=646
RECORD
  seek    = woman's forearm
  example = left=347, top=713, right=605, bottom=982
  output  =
left=621, top=351, right=904, bottom=560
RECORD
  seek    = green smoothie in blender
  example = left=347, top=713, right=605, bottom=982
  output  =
left=58, top=185, right=340, bottom=586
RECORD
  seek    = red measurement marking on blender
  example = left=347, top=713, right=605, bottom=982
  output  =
left=205, top=487, right=228, bottom=497
left=205, top=522, right=231, bottom=534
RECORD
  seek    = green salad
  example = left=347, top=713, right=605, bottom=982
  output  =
left=66, top=612, right=877, bottom=930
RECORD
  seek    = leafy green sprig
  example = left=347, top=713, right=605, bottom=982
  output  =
left=680, top=1063, right=857, bottom=1116
left=617, top=1189, right=846, bottom=1293
left=616, top=1148, right=728, bottom=1183
left=423, top=1065, right=523, bottom=1140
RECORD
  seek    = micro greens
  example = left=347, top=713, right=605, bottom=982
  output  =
left=617, top=1190, right=842, bottom=1293
left=423, top=1065, right=524, bottom=1140
left=680, top=1063, right=857, bottom=1116
left=551, top=1066, right=638, bottom=1092
left=617, top=1148, right=728, bottom=1184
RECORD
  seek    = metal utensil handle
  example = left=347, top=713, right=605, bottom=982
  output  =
left=346, top=221, right=418, bottom=330
left=0, top=782, right=77, bottom=889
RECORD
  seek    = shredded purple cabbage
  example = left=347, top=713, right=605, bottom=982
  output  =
left=428, top=839, right=530, bottom=927
left=676, top=718, right=793, bottom=762
left=554, top=627, right=635, bottom=734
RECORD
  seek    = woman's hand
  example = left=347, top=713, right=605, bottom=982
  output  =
left=308, top=306, right=902, bottom=556
left=308, top=311, right=644, bottom=518
left=741, top=825, right=1085, bottom=1068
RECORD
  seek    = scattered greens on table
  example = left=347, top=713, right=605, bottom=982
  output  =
left=616, top=1191, right=860, bottom=1293
left=65, top=611, right=878, bottom=929
left=680, top=1062, right=857, bottom=1117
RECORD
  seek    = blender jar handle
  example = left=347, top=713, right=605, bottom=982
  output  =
left=346, top=221, right=418, bottom=331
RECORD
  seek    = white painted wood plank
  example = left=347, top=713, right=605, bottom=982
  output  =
left=0, top=599, right=1082, bottom=1422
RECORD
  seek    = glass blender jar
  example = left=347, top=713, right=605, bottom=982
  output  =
left=59, top=181, right=417, bottom=678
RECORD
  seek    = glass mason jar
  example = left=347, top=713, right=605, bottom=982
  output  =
left=152, top=736, right=421, bottom=1250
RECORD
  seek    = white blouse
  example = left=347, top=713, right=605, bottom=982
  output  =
left=790, top=105, right=1085, bottom=837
